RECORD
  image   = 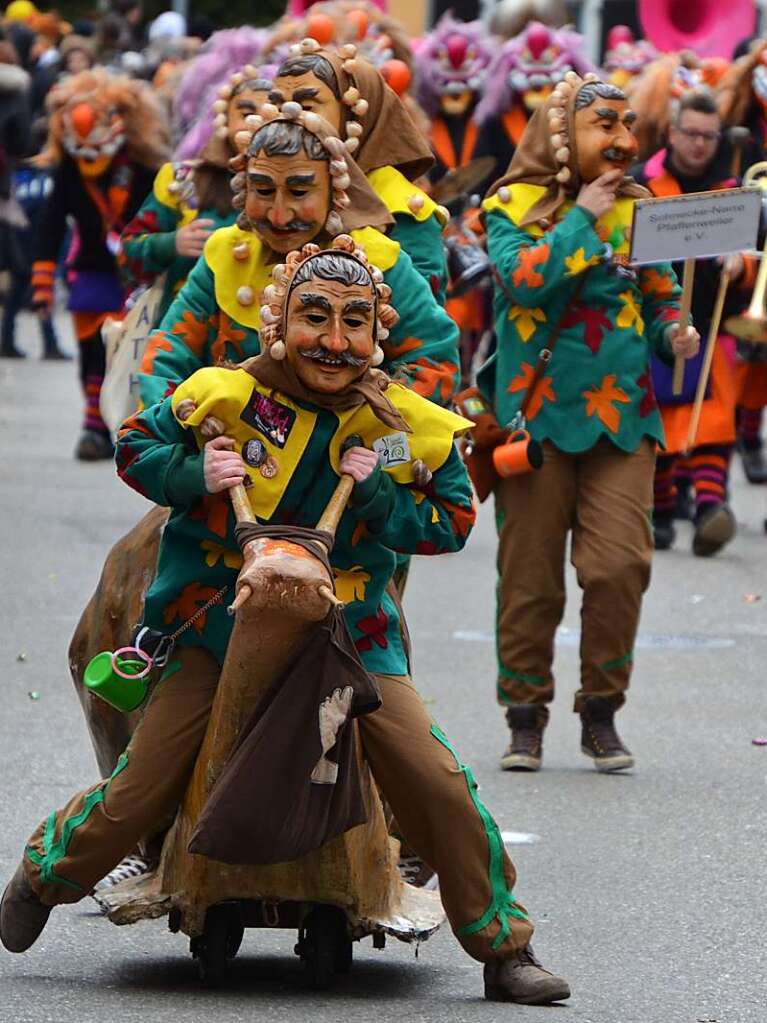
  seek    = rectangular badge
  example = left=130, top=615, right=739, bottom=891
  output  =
left=240, top=391, right=296, bottom=448
left=373, top=432, right=411, bottom=468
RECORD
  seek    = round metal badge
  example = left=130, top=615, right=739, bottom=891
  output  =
left=260, top=455, right=279, bottom=479
left=242, top=438, right=267, bottom=468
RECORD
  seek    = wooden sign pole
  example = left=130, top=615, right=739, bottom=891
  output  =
left=672, top=258, right=696, bottom=395
left=684, top=263, right=732, bottom=453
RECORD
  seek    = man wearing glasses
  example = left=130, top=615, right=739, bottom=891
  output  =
left=631, top=88, right=754, bottom=556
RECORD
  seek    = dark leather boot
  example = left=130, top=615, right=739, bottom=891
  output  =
left=75, top=429, right=114, bottom=461
left=740, top=445, right=767, bottom=485
left=653, top=512, right=676, bottom=550
left=500, top=705, right=545, bottom=771
left=484, top=945, right=570, bottom=1004
left=0, top=862, right=52, bottom=953
left=580, top=696, right=634, bottom=772
left=0, top=342, right=26, bottom=359
left=692, top=502, right=736, bottom=557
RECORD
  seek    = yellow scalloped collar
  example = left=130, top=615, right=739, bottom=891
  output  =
left=153, top=161, right=198, bottom=227
left=483, top=183, right=633, bottom=253
left=203, top=224, right=402, bottom=333
left=367, top=165, right=448, bottom=227
left=172, top=368, right=472, bottom=519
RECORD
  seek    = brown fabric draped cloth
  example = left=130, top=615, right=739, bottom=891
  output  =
left=188, top=601, right=381, bottom=866
left=241, top=351, right=412, bottom=433
left=317, top=49, right=434, bottom=181
left=486, top=72, right=648, bottom=227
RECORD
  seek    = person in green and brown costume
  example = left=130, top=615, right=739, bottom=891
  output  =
left=119, top=65, right=273, bottom=324
left=1, top=235, right=571, bottom=1007
left=480, top=71, right=700, bottom=773
left=272, top=39, right=449, bottom=303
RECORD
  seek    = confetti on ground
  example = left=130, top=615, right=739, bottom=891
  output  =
left=27, top=691, right=40, bottom=701
left=743, top=594, right=762, bottom=603
left=751, top=737, right=767, bottom=746
left=16, top=652, right=26, bottom=662
left=501, top=831, right=541, bottom=845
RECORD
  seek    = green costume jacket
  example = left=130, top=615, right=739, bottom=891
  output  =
left=138, top=223, right=460, bottom=412
left=119, top=162, right=449, bottom=325
left=481, top=184, right=682, bottom=453
left=116, top=369, right=475, bottom=676
left=119, top=162, right=235, bottom=322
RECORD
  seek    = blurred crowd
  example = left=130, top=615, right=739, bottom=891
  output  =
left=3, top=0, right=767, bottom=550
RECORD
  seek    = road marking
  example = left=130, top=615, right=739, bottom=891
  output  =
left=501, top=831, right=541, bottom=845
left=453, top=628, right=736, bottom=650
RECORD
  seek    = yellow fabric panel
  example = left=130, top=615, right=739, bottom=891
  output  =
left=153, top=162, right=198, bottom=227
left=367, top=165, right=448, bottom=227
left=483, top=184, right=634, bottom=253
left=173, top=370, right=472, bottom=510
left=349, top=225, right=401, bottom=271
left=327, top=382, right=472, bottom=482
left=172, top=367, right=317, bottom=520
left=203, top=225, right=271, bottom=332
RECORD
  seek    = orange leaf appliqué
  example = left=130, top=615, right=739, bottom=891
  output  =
left=507, top=361, right=556, bottom=420
left=163, top=582, right=221, bottom=634
left=512, top=243, right=549, bottom=289
left=171, top=310, right=210, bottom=356
left=582, top=374, right=630, bottom=434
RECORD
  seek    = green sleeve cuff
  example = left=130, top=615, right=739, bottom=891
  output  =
left=145, top=231, right=178, bottom=269
left=352, top=467, right=396, bottom=531
left=573, top=205, right=597, bottom=226
left=164, top=447, right=207, bottom=505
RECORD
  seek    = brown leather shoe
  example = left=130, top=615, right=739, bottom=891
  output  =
left=0, top=862, right=52, bottom=953
left=484, top=945, right=571, bottom=1004
left=580, top=696, right=634, bottom=773
left=500, top=705, right=544, bottom=771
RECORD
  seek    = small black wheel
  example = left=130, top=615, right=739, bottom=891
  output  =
left=298, top=905, right=351, bottom=990
left=334, top=934, right=353, bottom=974
left=191, top=903, right=243, bottom=988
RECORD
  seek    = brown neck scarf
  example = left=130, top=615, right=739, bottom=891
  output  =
left=241, top=352, right=412, bottom=433
left=487, top=73, right=648, bottom=227
left=313, top=49, right=434, bottom=181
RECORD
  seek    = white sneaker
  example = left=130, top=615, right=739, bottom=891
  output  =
left=90, top=855, right=152, bottom=913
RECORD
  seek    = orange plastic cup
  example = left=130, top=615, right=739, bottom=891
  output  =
left=493, top=429, right=544, bottom=477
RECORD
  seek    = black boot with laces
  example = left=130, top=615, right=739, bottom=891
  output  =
left=580, top=695, right=634, bottom=773
left=500, top=704, right=545, bottom=771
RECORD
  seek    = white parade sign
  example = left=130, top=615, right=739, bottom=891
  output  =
left=629, top=186, right=761, bottom=265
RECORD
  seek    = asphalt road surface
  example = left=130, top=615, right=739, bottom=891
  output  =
left=1, top=316, right=766, bottom=1023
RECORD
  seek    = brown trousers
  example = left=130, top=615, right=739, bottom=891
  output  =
left=495, top=439, right=655, bottom=718
left=25, top=648, right=533, bottom=963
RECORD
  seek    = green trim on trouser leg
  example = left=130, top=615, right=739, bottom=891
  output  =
left=430, top=723, right=528, bottom=950
left=25, top=752, right=131, bottom=893
left=600, top=650, right=633, bottom=672
left=496, top=666, right=550, bottom=706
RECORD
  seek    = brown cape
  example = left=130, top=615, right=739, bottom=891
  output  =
left=188, top=608, right=381, bottom=866
left=303, top=49, right=434, bottom=181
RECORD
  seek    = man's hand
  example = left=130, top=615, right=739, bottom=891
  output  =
left=176, top=219, right=215, bottom=258
left=341, top=446, right=380, bottom=483
left=204, top=435, right=246, bottom=493
left=717, top=252, right=744, bottom=280
left=576, top=170, right=624, bottom=220
left=668, top=323, right=700, bottom=359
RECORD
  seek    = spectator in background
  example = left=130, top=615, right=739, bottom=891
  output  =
left=0, top=34, right=66, bottom=360
left=59, top=34, right=94, bottom=77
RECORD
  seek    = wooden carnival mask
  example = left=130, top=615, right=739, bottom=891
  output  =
left=259, top=236, right=399, bottom=395
left=572, top=82, right=638, bottom=182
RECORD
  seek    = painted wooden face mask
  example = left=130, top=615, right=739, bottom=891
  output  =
left=259, top=234, right=399, bottom=392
